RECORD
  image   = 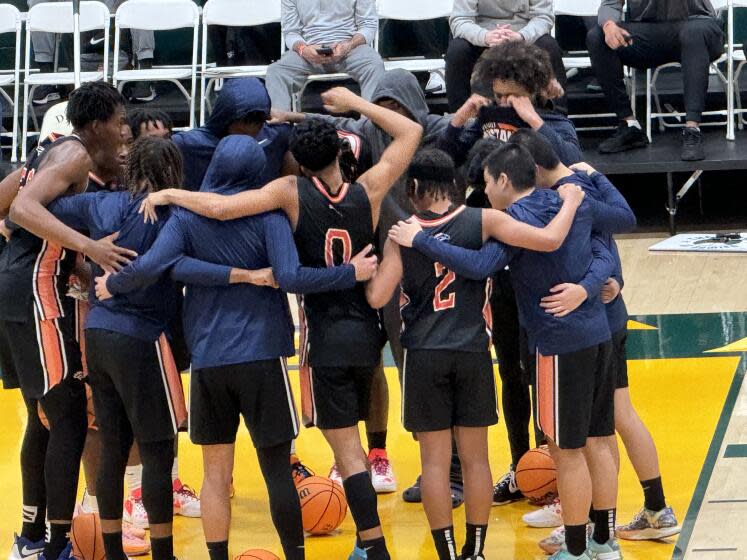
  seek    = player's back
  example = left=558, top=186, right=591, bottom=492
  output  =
left=294, top=176, right=383, bottom=367
left=400, top=205, right=491, bottom=352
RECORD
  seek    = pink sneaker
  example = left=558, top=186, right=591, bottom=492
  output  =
left=369, top=449, right=396, bottom=493
left=173, top=479, right=201, bottom=518
left=122, top=523, right=150, bottom=557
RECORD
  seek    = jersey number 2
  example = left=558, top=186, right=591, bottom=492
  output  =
left=325, top=229, right=352, bottom=267
left=433, top=262, right=456, bottom=311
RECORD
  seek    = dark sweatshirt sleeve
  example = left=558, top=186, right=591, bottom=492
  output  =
left=579, top=235, right=616, bottom=298
left=436, top=123, right=481, bottom=167
left=587, top=172, right=636, bottom=234
left=412, top=233, right=513, bottom=280
left=107, top=215, right=187, bottom=294
left=537, top=122, right=583, bottom=166
left=170, top=257, right=232, bottom=286
left=263, top=213, right=356, bottom=294
left=47, top=192, right=113, bottom=232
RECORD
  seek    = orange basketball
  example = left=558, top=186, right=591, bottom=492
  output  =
left=234, top=550, right=280, bottom=560
left=515, top=445, right=557, bottom=499
left=71, top=512, right=105, bottom=560
left=296, top=475, right=347, bottom=535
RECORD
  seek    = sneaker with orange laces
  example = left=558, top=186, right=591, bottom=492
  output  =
left=369, top=448, right=396, bottom=493
left=291, top=454, right=314, bottom=486
left=173, top=479, right=201, bottom=518
left=122, top=523, right=150, bottom=556
left=124, top=489, right=150, bottom=530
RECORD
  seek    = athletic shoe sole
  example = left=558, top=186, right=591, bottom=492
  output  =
left=492, top=497, right=522, bottom=506
left=616, top=525, right=681, bottom=541
left=598, top=139, right=648, bottom=154
left=373, top=482, right=397, bottom=493
left=33, top=93, right=61, bottom=106
left=523, top=518, right=563, bottom=528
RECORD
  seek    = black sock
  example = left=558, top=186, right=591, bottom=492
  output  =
left=38, top=62, right=54, bottom=74
left=151, top=535, right=174, bottom=560
left=592, top=509, right=616, bottom=545
left=360, top=536, right=390, bottom=560
left=461, top=523, right=487, bottom=558
left=21, top=507, right=46, bottom=543
left=641, top=476, right=666, bottom=512
left=102, top=532, right=127, bottom=560
left=431, top=526, right=457, bottom=560
left=206, top=541, right=228, bottom=560
left=342, top=472, right=380, bottom=533
left=367, top=431, right=387, bottom=451
left=565, top=524, right=587, bottom=556
left=44, top=523, right=71, bottom=560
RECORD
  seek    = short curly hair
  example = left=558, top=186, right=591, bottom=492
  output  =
left=406, top=149, right=462, bottom=203
left=291, top=119, right=340, bottom=172
left=66, top=81, right=125, bottom=130
left=472, top=41, right=553, bottom=98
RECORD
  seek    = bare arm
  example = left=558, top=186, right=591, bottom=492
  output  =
left=141, top=176, right=300, bottom=227
left=0, top=168, right=23, bottom=218
left=481, top=185, right=585, bottom=251
left=366, top=239, right=403, bottom=309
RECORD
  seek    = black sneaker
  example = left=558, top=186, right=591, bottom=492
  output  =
left=129, top=82, right=157, bottom=103
left=598, top=122, right=648, bottom=154
left=32, top=85, right=62, bottom=106
left=402, top=475, right=464, bottom=508
left=402, top=475, right=422, bottom=503
left=492, top=470, right=523, bottom=505
left=681, top=127, right=704, bottom=161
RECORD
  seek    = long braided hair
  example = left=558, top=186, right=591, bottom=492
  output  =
left=125, top=136, right=183, bottom=197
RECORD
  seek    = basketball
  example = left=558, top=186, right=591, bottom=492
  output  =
left=515, top=446, right=557, bottom=499
left=70, top=512, right=105, bottom=560
left=233, top=550, right=279, bottom=560
left=296, top=475, right=347, bottom=535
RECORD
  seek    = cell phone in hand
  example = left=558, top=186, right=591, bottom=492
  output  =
left=316, top=45, right=334, bottom=56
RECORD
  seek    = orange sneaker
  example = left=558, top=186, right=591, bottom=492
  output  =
left=122, top=523, right=150, bottom=557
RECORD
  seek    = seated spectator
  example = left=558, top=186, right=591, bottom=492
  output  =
left=173, top=78, right=293, bottom=190
left=587, top=0, right=723, bottom=161
left=128, top=109, right=173, bottom=140
left=266, top=0, right=385, bottom=111
left=446, top=0, right=568, bottom=114
left=439, top=42, right=581, bottom=167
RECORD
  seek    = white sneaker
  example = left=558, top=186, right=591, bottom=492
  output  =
left=124, top=490, right=149, bottom=530
left=328, top=463, right=343, bottom=487
left=425, top=72, right=446, bottom=95
left=173, top=479, right=201, bottom=518
left=523, top=498, right=563, bottom=528
left=369, top=448, right=396, bottom=493
left=8, top=534, right=44, bottom=560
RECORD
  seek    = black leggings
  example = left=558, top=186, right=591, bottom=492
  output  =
left=37, top=376, right=88, bottom=520
left=21, top=396, right=49, bottom=532
left=256, top=442, right=305, bottom=560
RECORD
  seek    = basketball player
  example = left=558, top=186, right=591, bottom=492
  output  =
left=47, top=136, right=264, bottom=560
left=390, top=143, right=628, bottom=560
left=137, top=87, right=423, bottom=560
left=365, top=148, right=585, bottom=560
left=507, top=130, right=680, bottom=550
left=0, top=82, right=138, bottom=560
left=98, top=134, right=378, bottom=560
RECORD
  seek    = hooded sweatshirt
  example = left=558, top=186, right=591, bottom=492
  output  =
left=106, top=136, right=357, bottom=369
left=173, top=78, right=293, bottom=191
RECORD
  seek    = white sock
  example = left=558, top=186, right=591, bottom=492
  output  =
left=626, top=119, right=641, bottom=129
left=290, top=439, right=297, bottom=456
left=125, top=464, right=143, bottom=494
left=172, top=457, right=179, bottom=483
left=81, top=490, right=99, bottom=514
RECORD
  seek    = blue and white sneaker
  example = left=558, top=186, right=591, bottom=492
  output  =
left=616, top=506, right=680, bottom=541
left=547, top=549, right=588, bottom=560
left=8, top=534, right=45, bottom=560
left=37, top=542, right=72, bottom=560
left=348, top=544, right=367, bottom=559
left=587, top=538, right=622, bottom=560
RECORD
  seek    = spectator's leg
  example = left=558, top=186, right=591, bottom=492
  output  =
left=129, top=28, right=156, bottom=102
left=534, top=34, right=569, bottom=114
left=678, top=18, right=724, bottom=125
left=265, top=51, right=316, bottom=111
left=445, top=38, right=484, bottom=112
left=412, top=20, right=447, bottom=59
left=340, top=45, right=386, bottom=102
left=208, top=26, right=230, bottom=66
left=27, top=0, right=56, bottom=69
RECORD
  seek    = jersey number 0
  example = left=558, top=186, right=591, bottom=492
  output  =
left=325, top=228, right=353, bottom=267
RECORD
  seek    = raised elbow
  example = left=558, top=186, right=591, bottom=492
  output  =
left=365, top=286, right=388, bottom=310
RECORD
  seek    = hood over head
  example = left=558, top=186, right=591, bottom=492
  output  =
left=201, top=135, right=267, bottom=195
left=371, top=69, right=430, bottom=125
left=205, top=77, right=271, bottom=137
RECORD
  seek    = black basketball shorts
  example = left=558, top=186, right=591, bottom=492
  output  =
left=534, top=341, right=615, bottom=450
left=301, top=365, right=376, bottom=430
left=402, top=349, right=499, bottom=433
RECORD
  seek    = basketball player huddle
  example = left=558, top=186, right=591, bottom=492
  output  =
left=0, top=76, right=679, bottom=560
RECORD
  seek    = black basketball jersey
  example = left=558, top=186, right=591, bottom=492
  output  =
left=0, top=134, right=87, bottom=322
left=400, top=206, right=492, bottom=353
left=478, top=105, right=528, bottom=143
left=294, top=176, right=384, bottom=368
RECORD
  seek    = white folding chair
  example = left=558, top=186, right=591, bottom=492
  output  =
left=114, top=0, right=199, bottom=128
left=646, top=0, right=731, bottom=141
left=553, top=0, right=637, bottom=131
left=200, top=0, right=281, bottom=125
left=21, top=1, right=110, bottom=161
left=729, top=0, right=747, bottom=129
left=0, top=4, right=22, bottom=163
left=375, top=0, right=451, bottom=74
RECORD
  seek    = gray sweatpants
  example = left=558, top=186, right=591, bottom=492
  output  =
left=266, top=44, right=385, bottom=111
left=27, top=0, right=154, bottom=64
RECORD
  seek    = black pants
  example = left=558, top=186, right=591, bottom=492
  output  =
left=379, top=19, right=448, bottom=59
left=490, top=270, right=542, bottom=467
left=586, top=17, right=723, bottom=122
left=445, top=35, right=568, bottom=113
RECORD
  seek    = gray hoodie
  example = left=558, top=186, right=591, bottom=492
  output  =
left=450, top=0, right=555, bottom=46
